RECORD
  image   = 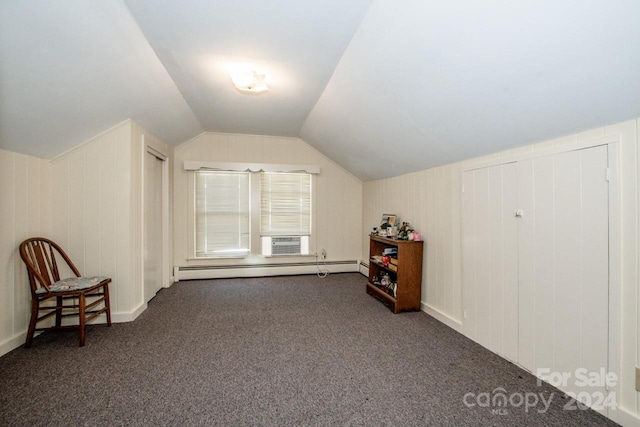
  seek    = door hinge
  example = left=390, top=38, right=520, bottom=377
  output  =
left=606, top=168, right=611, bottom=182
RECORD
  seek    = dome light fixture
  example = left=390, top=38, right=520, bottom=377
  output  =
left=229, top=69, right=269, bottom=94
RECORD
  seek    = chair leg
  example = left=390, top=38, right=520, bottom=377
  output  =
left=104, top=283, right=112, bottom=327
left=25, top=299, right=39, bottom=348
left=55, top=296, right=63, bottom=327
left=79, top=293, right=86, bottom=347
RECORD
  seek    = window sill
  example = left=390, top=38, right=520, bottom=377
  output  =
left=187, top=255, right=249, bottom=261
left=263, top=254, right=319, bottom=258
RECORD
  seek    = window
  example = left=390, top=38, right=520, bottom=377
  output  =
left=186, top=162, right=318, bottom=259
left=260, top=172, right=311, bottom=255
left=194, top=171, right=250, bottom=257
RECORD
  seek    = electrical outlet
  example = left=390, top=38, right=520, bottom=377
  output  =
left=321, top=249, right=327, bottom=259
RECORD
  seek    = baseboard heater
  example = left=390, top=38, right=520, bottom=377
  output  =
left=359, top=260, right=369, bottom=277
left=174, top=260, right=360, bottom=281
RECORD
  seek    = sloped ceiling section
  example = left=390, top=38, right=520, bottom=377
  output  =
left=2, top=1, right=640, bottom=181
left=124, top=0, right=373, bottom=138
left=301, top=0, right=640, bottom=180
left=0, top=0, right=372, bottom=160
left=0, top=1, right=203, bottom=158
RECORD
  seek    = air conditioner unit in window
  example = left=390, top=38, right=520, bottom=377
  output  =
left=271, top=236, right=301, bottom=255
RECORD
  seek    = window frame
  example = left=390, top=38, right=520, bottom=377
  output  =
left=186, top=167, right=317, bottom=260
left=260, top=171, right=313, bottom=256
left=191, top=170, right=251, bottom=259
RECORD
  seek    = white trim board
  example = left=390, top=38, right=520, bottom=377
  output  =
left=617, top=407, right=640, bottom=427
left=462, top=134, right=619, bottom=172
left=0, top=332, right=27, bottom=358
left=0, top=306, right=144, bottom=357
left=184, top=160, right=320, bottom=174
left=111, top=302, right=147, bottom=323
left=421, top=303, right=463, bottom=333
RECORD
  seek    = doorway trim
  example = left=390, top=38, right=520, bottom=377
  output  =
left=142, top=137, right=170, bottom=303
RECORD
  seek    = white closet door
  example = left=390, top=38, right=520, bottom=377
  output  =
left=144, top=151, right=164, bottom=303
left=517, top=145, right=609, bottom=410
left=462, top=162, right=519, bottom=362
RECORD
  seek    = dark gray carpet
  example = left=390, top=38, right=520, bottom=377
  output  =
left=0, top=273, right=615, bottom=426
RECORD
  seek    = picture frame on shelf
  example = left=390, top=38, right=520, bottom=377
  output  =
left=380, top=213, right=397, bottom=232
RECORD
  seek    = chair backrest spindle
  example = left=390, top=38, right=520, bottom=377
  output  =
left=19, top=238, right=82, bottom=294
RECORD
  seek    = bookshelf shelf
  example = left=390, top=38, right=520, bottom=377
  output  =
left=367, top=235, right=423, bottom=313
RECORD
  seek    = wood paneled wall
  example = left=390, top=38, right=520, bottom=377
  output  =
left=48, top=120, right=172, bottom=324
left=173, top=133, right=362, bottom=267
left=362, top=118, right=640, bottom=424
left=0, top=120, right=172, bottom=356
left=363, top=165, right=462, bottom=328
left=0, top=149, right=50, bottom=354
left=50, top=122, right=136, bottom=316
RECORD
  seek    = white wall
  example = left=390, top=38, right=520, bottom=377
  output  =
left=50, top=121, right=138, bottom=318
left=0, top=120, right=172, bottom=357
left=49, top=120, right=173, bottom=323
left=0, top=149, right=51, bottom=354
left=362, top=118, right=640, bottom=424
left=363, top=165, right=462, bottom=327
left=174, top=132, right=362, bottom=268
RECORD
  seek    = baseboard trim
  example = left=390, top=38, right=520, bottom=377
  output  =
left=618, top=406, right=640, bottom=427
left=112, top=302, right=147, bottom=323
left=361, top=261, right=464, bottom=334
left=0, top=332, right=27, bottom=357
left=421, top=302, right=463, bottom=332
left=175, top=260, right=359, bottom=281
left=0, top=302, right=147, bottom=357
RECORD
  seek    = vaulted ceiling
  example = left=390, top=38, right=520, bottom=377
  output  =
left=2, top=1, right=640, bottom=180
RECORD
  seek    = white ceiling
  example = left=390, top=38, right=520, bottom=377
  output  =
left=2, top=1, right=640, bottom=180
left=0, top=1, right=202, bottom=158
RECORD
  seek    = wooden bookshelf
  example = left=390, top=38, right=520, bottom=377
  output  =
left=367, top=235, right=423, bottom=313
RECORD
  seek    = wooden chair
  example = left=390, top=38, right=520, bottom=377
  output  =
left=19, top=237, right=112, bottom=347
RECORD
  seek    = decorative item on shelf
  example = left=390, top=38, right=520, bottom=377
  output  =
left=380, top=213, right=397, bottom=236
left=388, top=282, right=397, bottom=297
left=397, top=222, right=413, bottom=240
left=409, top=231, right=422, bottom=241
left=371, top=227, right=378, bottom=236
left=380, top=273, right=390, bottom=289
left=382, top=247, right=397, bottom=257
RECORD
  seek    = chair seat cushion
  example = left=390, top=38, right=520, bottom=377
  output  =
left=37, top=276, right=109, bottom=294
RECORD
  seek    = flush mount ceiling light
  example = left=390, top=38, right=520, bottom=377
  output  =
left=229, top=69, right=269, bottom=94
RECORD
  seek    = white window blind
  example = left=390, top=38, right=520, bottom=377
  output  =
left=260, top=172, right=311, bottom=236
left=195, top=171, right=250, bottom=257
